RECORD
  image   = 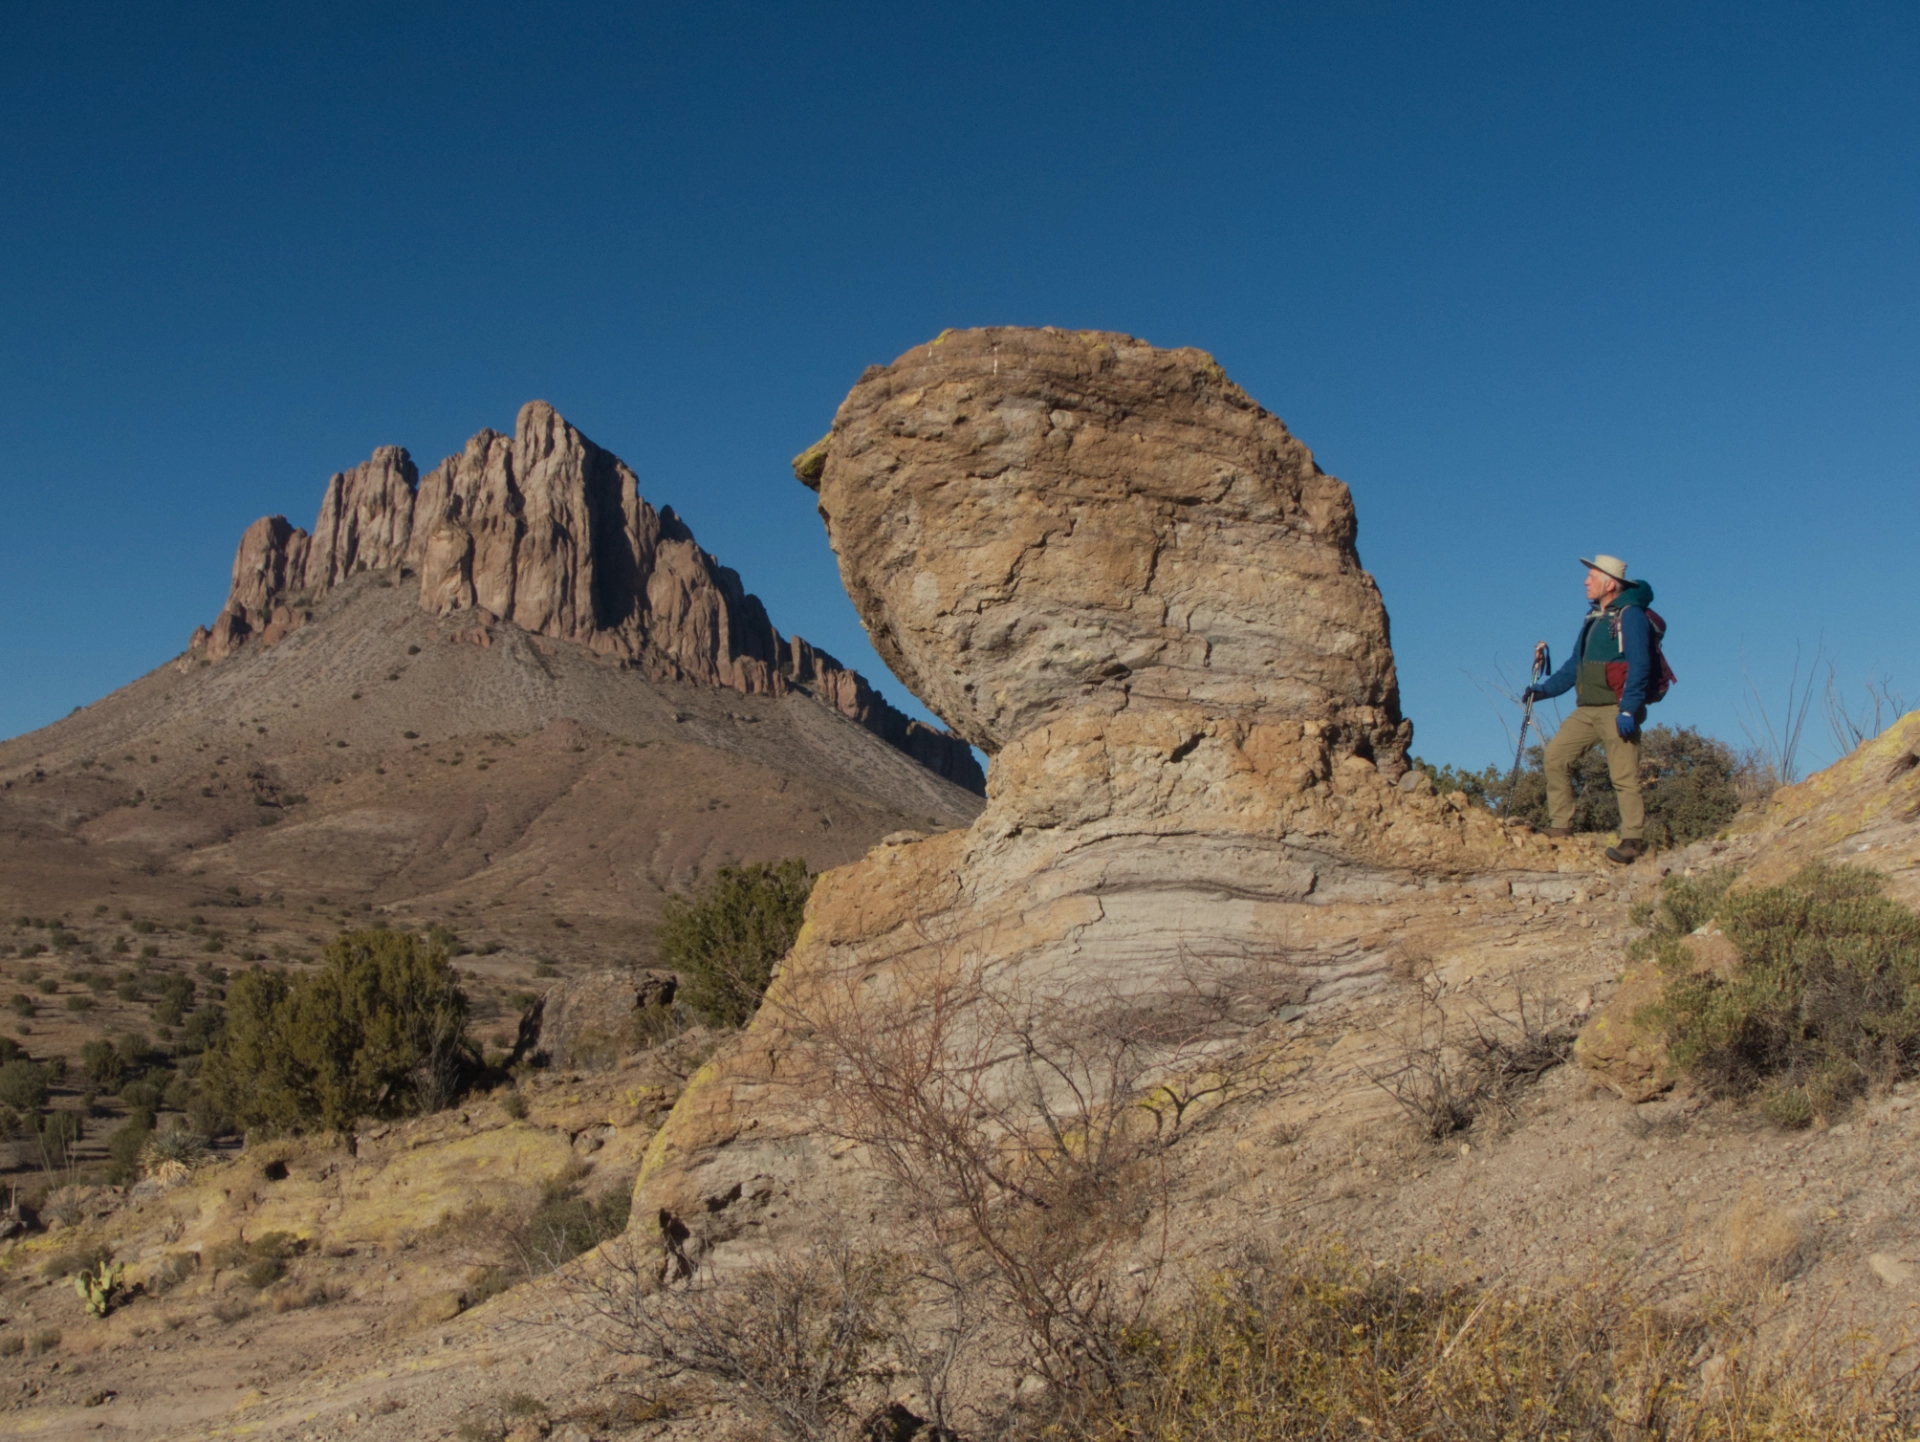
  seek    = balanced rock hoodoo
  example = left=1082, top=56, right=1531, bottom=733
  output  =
left=633, top=328, right=1599, bottom=1259
left=191, top=402, right=981, bottom=790
left=799, top=327, right=1410, bottom=765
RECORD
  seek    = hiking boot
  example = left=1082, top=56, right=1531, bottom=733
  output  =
left=1533, top=826, right=1572, bottom=839
left=1606, top=838, right=1647, bottom=864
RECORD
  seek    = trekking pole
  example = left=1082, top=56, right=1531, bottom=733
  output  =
left=1503, top=645, right=1549, bottom=816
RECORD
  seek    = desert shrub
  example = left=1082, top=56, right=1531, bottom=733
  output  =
left=522, top=1184, right=631, bottom=1274
left=79, top=1039, right=126, bottom=1091
left=1366, top=981, right=1576, bottom=1141
left=146, top=1252, right=198, bottom=1294
left=1641, top=863, right=1920, bottom=1126
left=175, top=1002, right=223, bottom=1054
left=198, top=930, right=475, bottom=1134
left=780, top=952, right=1188, bottom=1399
left=1415, top=724, right=1745, bottom=846
left=1630, top=866, right=1742, bottom=950
left=212, top=1230, right=305, bottom=1288
left=1034, top=1249, right=1919, bottom=1441
left=572, top=1240, right=895, bottom=1442
left=8, top=993, right=32, bottom=1017
left=658, top=859, right=813, bottom=1027
left=106, top=1114, right=154, bottom=1184
left=121, top=1075, right=166, bottom=1119
left=0, top=1058, right=49, bottom=1112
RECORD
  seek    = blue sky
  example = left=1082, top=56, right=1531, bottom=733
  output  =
left=3, top=1, right=1914, bottom=774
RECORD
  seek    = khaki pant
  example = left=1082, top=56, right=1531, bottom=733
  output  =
left=1543, top=704, right=1644, bottom=840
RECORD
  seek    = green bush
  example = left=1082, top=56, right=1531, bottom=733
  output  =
left=154, top=973, right=195, bottom=1028
left=79, top=1040, right=126, bottom=1091
left=106, top=1115, right=153, bottom=1185
left=0, top=1059, right=49, bottom=1112
left=1640, top=863, right=1920, bottom=1126
left=175, top=1003, right=223, bottom=1055
left=198, top=930, right=475, bottom=1135
left=657, top=859, right=813, bottom=1027
left=1414, top=724, right=1744, bottom=847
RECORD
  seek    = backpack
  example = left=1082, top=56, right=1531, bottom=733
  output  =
left=1605, top=607, right=1676, bottom=705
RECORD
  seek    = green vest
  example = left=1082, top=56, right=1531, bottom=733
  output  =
left=1574, top=580, right=1652, bottom=706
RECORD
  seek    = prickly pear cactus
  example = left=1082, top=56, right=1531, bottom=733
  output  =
left=71, top=1259, right=123, bottom=1317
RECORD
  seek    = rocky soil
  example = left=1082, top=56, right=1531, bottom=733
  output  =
left=0, top=1043, right=694, bottom=1442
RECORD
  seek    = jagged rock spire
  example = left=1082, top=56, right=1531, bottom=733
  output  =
left=191, top=402, right=981, bottom=790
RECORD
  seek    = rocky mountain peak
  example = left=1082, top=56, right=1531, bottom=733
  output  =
left=192, top=401, right=982, bottom=791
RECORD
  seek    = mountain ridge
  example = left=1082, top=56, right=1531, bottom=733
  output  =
left=188, top=399, right=983, bottom=792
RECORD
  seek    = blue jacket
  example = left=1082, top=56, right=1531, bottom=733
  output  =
left=1533, top=578, right=1654, bottom=719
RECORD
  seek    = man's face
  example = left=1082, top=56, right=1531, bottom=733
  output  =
left=1584, top=567, right=1620, bottom=603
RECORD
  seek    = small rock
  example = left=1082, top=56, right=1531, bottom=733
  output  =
left=1573, top=964, right=1676, bottom=1102
left=1869, top=1253, right=1915, bottom=1289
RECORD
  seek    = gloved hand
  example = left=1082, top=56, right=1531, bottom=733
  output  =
left=1522, top=687, right=1542, bottom=704
left=1617, top=712, right=1640, bottom=741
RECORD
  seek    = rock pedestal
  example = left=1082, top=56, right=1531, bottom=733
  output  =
left=632, top=329, right=1598, bottom=1261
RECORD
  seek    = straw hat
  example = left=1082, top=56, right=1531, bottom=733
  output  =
left=1580, top=554, right=1629, bottom=584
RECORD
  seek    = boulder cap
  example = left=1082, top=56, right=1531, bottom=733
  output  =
left=1580, top=554, right=1630, bottom=584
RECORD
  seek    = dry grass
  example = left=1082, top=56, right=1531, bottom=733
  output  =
left=1722, top=1191, right=1811, bottom=1296
left=1036, top=1248, right=1920, bottom=1442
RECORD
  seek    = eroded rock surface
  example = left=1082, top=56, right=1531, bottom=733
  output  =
left=802, top=328, right=1409, bottom=766
left=192, top=402, right=981, bottom=791
left=634, top=329, right=1605, bottom=1260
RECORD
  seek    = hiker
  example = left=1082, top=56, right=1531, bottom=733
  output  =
left=1522, top=554, right=1656, bottom=864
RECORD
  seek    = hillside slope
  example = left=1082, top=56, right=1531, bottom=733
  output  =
left=0, top=573, right=981, bottom=977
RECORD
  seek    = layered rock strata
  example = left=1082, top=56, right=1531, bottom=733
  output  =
left=633, top=328, right=1600, bottom=1259
left=190, top=402, right=980, bottom=790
